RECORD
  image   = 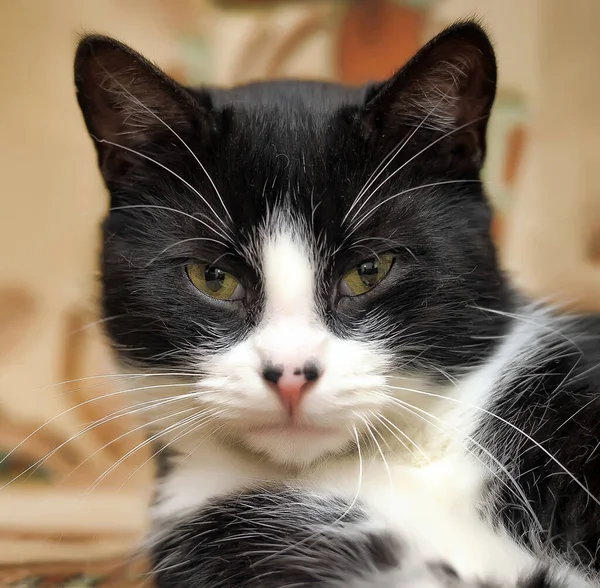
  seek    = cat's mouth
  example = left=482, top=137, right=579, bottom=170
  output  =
left=239, top=421, right=353, bottom=466
left=246, top=423, right=339, bottom=436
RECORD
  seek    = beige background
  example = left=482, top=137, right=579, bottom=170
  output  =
left=0, top=0, right=598, bottom=566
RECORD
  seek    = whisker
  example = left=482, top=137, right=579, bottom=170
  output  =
left=118, top=409, right=226, bottom=491
left=55, top=373, right=196, bottom=399
left=378, top=392, right=543, bottom=531
left=384, top=382, right=600, bottom=510
left=109, top=201, right=229, bottom=243
left=144, top=237, right=230, bottom=267
left=2, top=392, right=198, bottom=489
left=61, top=403, right=203, bottom=485
left=371, top=412, right=431, bottom=465
left=348, top=180, right=481, bottom=238
left=99, top=73, right=233, bottom=223
left=349, top=236, right=418, bottom=263
left=344, top=114, right=487, bottom=234
left=0, top=382, right=195, bottom=476
left=93, top=136, right=231, bottom=238
left=23, top=371, right=197, bottom=395
left=356, top=413, right=393, bottom=490
left=87, top=408, right=217, bottom=492
left=343, top=92, right=452, bottom=225
left=67, top=314, right=126, bottom=335
left=341, top=142, right=403, bottom=225
left=471, top=305, right=585, bottom=357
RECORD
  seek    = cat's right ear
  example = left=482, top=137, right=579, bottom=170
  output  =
left=361, top=22, right=497, bottom=171
left=74, top=35, right=212, bottom=182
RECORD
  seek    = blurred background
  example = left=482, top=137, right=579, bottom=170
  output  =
left=0, top=0, right=598, bottom=585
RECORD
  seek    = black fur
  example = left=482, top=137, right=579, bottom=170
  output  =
left=478, top=316, right=600, bottom=568
left=152, top=488, right=400, bottom=587
left=152, top=488, right=568, bottom=588
left=74, top=22, right=511, bottom=380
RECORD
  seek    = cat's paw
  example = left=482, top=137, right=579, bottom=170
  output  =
left=150, top=486, right=577, bottom=588
left=151, top=486, right=400, bottom=587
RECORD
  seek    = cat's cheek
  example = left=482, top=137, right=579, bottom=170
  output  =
left=192, top=339, right=278, bottom=409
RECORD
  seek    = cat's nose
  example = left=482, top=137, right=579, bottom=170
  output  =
left=262, top=362, right=322, bottom=413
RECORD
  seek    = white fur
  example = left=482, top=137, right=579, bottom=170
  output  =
left=140, top=236, right=591, bottom=588
left=150, top=306, right=594, bottom=586
left=188, top=222, right=390, bottom=465
left=261, top=228, right=314, bottom=318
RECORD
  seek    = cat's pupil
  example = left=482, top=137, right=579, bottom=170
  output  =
left=205, top=267, right=226, bottom=292
left=358, top=260, right=380, bottom=287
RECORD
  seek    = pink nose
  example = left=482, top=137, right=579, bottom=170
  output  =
left=262, top=362, right=321, bottom=414
left=277, top=372, right=308, bottom=412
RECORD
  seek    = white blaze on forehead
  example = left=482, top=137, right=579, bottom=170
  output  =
left=256, top=226, right=325, bottom=372
left=262, top=229, right=314, bottom=317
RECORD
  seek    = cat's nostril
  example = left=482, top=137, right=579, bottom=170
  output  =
left=302, top=362, right=321, bottom=382
left=262, top=364, right=283, bottom=384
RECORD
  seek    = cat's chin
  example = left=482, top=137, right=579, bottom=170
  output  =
left=241, top=425, right=352, bottom=467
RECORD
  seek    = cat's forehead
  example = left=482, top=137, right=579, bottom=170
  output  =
left=201, top=88, right=365, bottom=241
left=208, top=81, right=367, bottom=165
left=191, top=91, right=421, bottom=263
left=176, top=82, right=433, bottom=260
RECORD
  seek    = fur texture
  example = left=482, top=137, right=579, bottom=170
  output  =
left=74, top=21, right=600, bottom=588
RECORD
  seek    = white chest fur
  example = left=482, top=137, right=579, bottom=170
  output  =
left=149, top=310, right=591, bottom=587
left=153, top=435, right=535, bottom=585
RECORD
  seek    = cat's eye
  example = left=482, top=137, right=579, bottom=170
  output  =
left=340, top=254, right=394, bottom=296
left=186, top=262, right=244, bottom=301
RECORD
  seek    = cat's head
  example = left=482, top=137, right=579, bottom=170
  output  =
left=75, top=22, right=511, bottom=467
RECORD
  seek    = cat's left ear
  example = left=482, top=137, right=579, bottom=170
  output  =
left=363, top=21, right=497, bottom=170
left=74, top=35, right=212, bottom=182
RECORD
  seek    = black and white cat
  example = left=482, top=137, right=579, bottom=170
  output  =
left=74, top=22, right=600, bottom=588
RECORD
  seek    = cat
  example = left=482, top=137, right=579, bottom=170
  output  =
left=74, top=21, right=600, bottom=588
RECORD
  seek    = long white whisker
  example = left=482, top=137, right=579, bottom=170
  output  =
left=357, top=413, right=393, bottom=490
left=0, top=382, right=195, bottom=474
left=2, top=392, right=198, bottom=489
left=348, top=180, right=481, bottom=238
left=94, top=136, right=231, bottom=238
left=109, top=201, right=229, bottom=243
left=68, top=314, right=126, bottom=334
left=26, top=372, right=197, bottom=395
left=385, top=383, right=600, bottom=509
left=378, top=392, right=543, bottom=531
left=472, top=305, right=585, bottom=356
left=118, top=409, right=226, bottom=491
left=101, top=75, right=233, bottom=223
left=87, top=409, right=215, bottom=492
left=62, top=403, right=203, bottom=484
left=341, top=142, right=405, bottom=225
left=349, top=425, right=365, bottom=511
left=343, top=92, right=452, bottom=225
left=144, top=237, right=229, bottom=267
left=54, top=373, right=196, bottom=399
left=345, top=114, right=487, bottom=235
left=372, top=412, right=431, bottom=465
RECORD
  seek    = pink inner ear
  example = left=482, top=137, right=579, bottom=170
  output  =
left=76, top=36, right=195, bottom=147
left=363, top=23, right=496, bottom=139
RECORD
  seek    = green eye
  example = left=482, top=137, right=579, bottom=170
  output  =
left=341, top=254, right=394, bottom=296
left=186, top=262, right=243, bottom=300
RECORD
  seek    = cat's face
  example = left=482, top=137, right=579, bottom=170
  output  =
left=75, top=23, right=511, bottom=466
